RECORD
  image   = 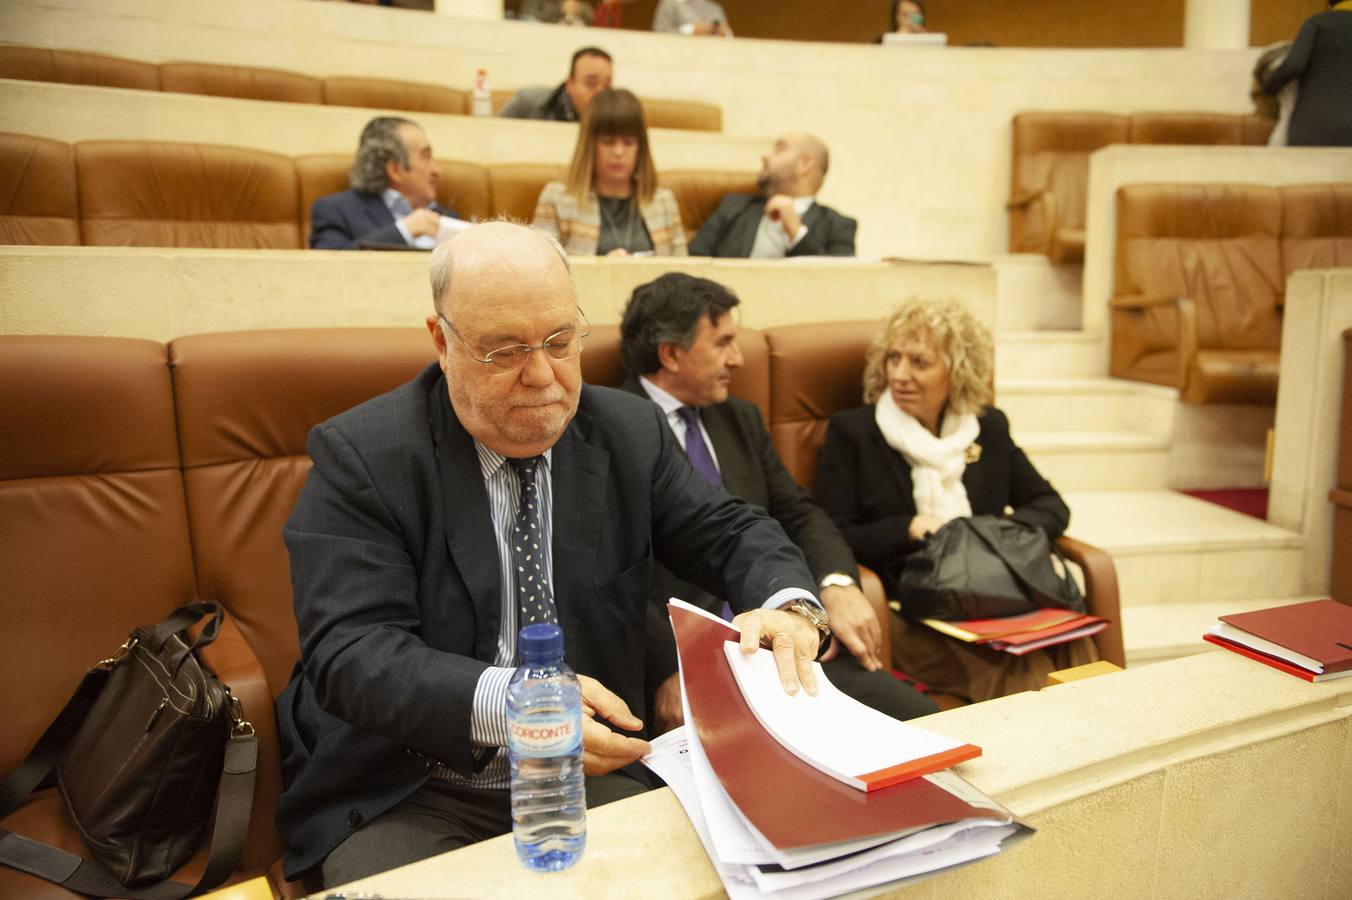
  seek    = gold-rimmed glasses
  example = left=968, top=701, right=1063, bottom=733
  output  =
left=438, top=308, right=591, bottom=371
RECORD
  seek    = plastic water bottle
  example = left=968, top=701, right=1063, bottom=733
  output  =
left=472, top=68, right=492, bottom=117
left=507, top=623, right=586, bottom=872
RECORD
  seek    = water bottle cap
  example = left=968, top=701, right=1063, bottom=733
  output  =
left=518, top=623, right=564, bottom=663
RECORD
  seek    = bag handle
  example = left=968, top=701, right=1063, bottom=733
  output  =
left=149, top=601, right=223, bottom=654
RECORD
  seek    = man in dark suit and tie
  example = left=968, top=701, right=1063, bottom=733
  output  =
left=276, top=223, right=830, bottom=887
left=619, top=273, right=937, bottom=730
left=688, top=133, right=858, bottom=258
left=309, top=116, right=456, bottom=250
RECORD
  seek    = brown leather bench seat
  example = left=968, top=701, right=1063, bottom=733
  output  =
left=1008, top=110, right=1277, bottom=262
left=0, top=132, right=754, bottom=248
left=0, top=324, right=1123, bottom=896
left=1110, top=182, right=1352, bottom=405
left=0, top=44, right=722, bottom=131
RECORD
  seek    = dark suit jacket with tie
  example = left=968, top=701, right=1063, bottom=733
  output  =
left=624, top=378, right=857, bottom=683
left=687, top=193, right=858, bottom=258
left=308, top=188, right=412, bottom=250
left=813, top=404, right=1069, bottom=597
left=275, top=364, right=814, bottom=877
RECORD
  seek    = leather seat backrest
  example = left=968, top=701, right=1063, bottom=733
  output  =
left=160, top=62, right=323, bottom=104
left=1129, top=112, right=1243, bottom=145
left=1009, top=112, right=1130, bottom=252
left=168, top=329, right=435, bottom=698
left=1116, top=183, right=1284, bottom=351
left=323, top=77, right=467, bottom=115
left=764, top=321, right=878, bottom=488
left=0, top=132, right=80, bottom=245
left=487, top=162, right=567, bottom=223
left=0, top=336, right=197, bottom=776
left=580, top=323, right=770, bottom=422
left=1280, top=183, right=1352, bottom=278
left=0, top=45, right=159, bottom=91
left=659, top=169, right=760, bottom=240
left=1241, top=114, right=1277, bottom=145
left=641, top=98, right=722, bottom=132
left=75, top=140, right=301, bottom=248
left=294, top=155, right=492, bottom=242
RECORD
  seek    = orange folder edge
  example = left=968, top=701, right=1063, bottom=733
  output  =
left=857, top=742, right=983, bottom=792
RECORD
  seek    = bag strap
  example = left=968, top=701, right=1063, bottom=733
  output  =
left=0, top=603, right=258, bottom=898
left=0, top=728, right=257, bottom=898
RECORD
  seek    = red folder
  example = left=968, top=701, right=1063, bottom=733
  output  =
left=1219, top=599, right=1352, bottom=674
left=671, top=603, right=1002, bottom=851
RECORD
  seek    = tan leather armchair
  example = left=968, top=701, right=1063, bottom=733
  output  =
left=0, top=132, right=79, bottom=245
left=1008, top=112, right=1130, bottom=263
left=640, top=98, right=722, bottom=132
left=486, top=162, right=567, bottom=224
left=660, top=169, right=759, bottom=241
left=1110, top=183, right=1284, bottom=405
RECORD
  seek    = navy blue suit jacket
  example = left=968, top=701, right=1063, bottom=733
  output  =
left=309, top=189, right=455, bottom=250
left=275, top=365, right=814, bottom=877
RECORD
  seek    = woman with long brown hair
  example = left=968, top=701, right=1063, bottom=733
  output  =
left=532, top=88, right=686, bottom=256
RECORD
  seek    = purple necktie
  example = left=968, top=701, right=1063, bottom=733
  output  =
left=677, top=406, right=722, bottom=487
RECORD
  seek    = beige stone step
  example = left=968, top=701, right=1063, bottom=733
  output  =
left=1122, top=597, right=1321, bottom=667
left=1064, top=491, right=1303, bottom=608
left=994, top=330, right=1105, bottom=379
left=1021, top=431, right=1172, bottom=491
left=999, top=377, right=1176, bottom=437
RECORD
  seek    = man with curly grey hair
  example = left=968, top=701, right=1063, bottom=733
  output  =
left=310, top=116, right=462, bottom=250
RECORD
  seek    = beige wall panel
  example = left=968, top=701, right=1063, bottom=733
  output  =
left=0, top=248, right=998, bottom=340
left=1333, top=718, right=1352, bottom=897
left=1153, top=718, right=1351, bottom=897
left=0, top=0, right=1269, bottom=259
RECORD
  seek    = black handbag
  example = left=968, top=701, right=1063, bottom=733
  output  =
left=0, top=602, right=257, bottom=899
left=896, top=515, right=1086, bottom=621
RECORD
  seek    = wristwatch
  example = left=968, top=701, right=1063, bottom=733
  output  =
left=783, top=597, right=833, bottom=660
left=818, top=572, right=856, bottom=590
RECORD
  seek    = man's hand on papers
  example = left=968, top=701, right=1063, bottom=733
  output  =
left=402, top=207, right=441, bottom=238
left=578, top=674, right=652, bottom=775
left=652, top=672, right=686, bottom=736
left=732, top=608, right=820, bottom=697
left=819, top=584, right=885, bottom=671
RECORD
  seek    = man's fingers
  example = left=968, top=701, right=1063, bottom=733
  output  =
left=581, top=718, right=651, bottom=776
left=770, top=630, right=802, bottom=695
left=834, top=621, right=881, bottom=671
left=579, top=675, right=643, bottom=731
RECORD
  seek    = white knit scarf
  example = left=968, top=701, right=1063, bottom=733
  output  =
left=874, top=391, right=979, bottom=523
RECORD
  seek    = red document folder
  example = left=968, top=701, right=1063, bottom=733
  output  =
left=1219, top=599, right=1352, bottom=674
left=671, top=603, right=1002, bottom=851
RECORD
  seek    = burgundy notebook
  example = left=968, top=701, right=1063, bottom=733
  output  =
left=1219, top=599, right=1352, bottom=674
left=671, top=603, right=1004, bottom=851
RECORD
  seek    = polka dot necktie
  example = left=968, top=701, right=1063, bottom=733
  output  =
left=677, top=406, right=722, bottom=487
left=508, top=456, right=557, bottom=628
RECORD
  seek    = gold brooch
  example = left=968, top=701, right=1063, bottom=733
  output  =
left=965, top=443, right=982, bottom=464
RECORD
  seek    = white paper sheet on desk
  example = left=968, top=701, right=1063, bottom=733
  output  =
left=641, top=729, right=762, bottom=898
left=722, top=642, right=976, bottom=791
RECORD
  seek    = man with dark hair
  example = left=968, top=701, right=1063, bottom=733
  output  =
left=498, top=46, right=613, bottom=122
left=309, top=116, right=461, bottom=250
left=689, top=133, right=857, bottom=258
left=277, top=224, right=830, bottom=885
left=620, top=272, right=938, bottom=730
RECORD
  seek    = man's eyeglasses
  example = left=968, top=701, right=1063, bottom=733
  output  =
left=438, top=310, right=591, bottom=371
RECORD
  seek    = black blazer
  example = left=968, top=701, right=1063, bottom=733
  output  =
left=623, top=379, right=855, bottom=686
left=688, top=193, right=858, bottom=258
left=812, top=405, right=1069, bottom=596
left=275, top=366, right=814, bottom=877
left=309, top=188, right=417, bottom=250
left=1261, top=8, right=1352, bottom=147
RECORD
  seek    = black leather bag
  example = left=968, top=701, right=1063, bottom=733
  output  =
left=0, top=602, right=257, bottom=899
left=896, top=515, right=1086, bottom=621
